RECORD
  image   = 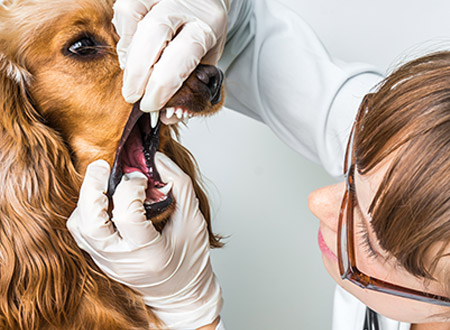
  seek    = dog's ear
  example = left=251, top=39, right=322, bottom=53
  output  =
left=0, top=54, right=81, bottom=213
left=0, top=54, right=84, bottom=328
left=0, top=55, right=163, bottom=329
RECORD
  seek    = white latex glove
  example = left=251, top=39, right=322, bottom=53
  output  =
left=66, top=154, right=223, bottom=330
left=112, top=0, right=230, bottom=112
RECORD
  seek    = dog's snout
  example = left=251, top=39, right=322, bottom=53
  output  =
left=195, top=65, right=224, bottom=105
left=167, top=64, right=224, bottom=112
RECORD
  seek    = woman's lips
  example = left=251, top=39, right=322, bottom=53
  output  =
left=318, top=229, right=338, bottom=262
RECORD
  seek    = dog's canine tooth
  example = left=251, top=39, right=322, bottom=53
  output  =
left=156, top=181, right=173, bottom=195
left=166, top=107, right=175, bottom=119
left=150, top=111, right=160, bottom=128
left=175, top=108, right=183, bottom=119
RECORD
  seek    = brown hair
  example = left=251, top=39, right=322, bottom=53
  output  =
left=0, top=1, right=165, bottom=327
left=354, top=51, right=450, bottom=294
left=0, top=0, right=221, bottom=328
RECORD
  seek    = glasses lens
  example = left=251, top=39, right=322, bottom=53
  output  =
left=338, top=191, right=350, bottom=277
left=337, top=98, right=450, bottom=306
left=342, top=179, right=450, bottom=306
left=340, top=216, right=349, bottom=276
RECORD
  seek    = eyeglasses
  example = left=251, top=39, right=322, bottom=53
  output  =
left=337, top=99, right=450, bottom=308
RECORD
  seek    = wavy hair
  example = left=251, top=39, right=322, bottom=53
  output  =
left=0, top=0, right=221, bottom=328
left=354, top=51, right=450, bottom=297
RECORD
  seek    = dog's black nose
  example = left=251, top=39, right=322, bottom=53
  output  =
left=195, top=65, right=224, bottom=105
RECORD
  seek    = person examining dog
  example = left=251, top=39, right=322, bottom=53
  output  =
left=67, top=0, right=450, bottom=329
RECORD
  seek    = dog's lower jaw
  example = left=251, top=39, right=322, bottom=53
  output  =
left=149, top=201, right=176, bottom=232
left=144, top=190, right=174, bottom=220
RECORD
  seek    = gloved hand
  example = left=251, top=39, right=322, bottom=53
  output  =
left=112, top=0, right=230, bottom=112
left=66, top=153, right=223, bottom=330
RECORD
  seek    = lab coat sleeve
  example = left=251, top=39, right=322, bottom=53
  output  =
left=219, top=0, right=384, bottom=178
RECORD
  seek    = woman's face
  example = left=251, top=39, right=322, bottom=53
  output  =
left=308, top=158, right=450, bottom=324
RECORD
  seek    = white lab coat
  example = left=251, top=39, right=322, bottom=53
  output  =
left=219, top=0, right=411, bottom=329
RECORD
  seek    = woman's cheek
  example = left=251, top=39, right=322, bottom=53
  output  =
left=321, top=252, right=338, bottom=276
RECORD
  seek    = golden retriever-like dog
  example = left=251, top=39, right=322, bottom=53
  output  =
left=0, top=0, right=224, bottom=328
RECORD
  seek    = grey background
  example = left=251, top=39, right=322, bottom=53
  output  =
left=180, top=1, right=450, bottom=329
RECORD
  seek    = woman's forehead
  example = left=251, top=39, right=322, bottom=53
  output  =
left=428, top=242, right=450, bottom=280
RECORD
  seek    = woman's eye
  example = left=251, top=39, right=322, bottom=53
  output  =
left=360, top=228, right=379, bottom=260
left=68, top=37, right=99, bottom=56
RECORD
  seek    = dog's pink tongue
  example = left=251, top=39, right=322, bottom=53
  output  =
left=122, top=126, right=147, bottom=175
left=120, top=125, right=164, bottom=203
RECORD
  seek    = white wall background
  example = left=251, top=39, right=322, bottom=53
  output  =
left=180, top=1, right=450, bottom=329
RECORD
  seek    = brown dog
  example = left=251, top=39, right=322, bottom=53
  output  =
left=0, top=0, right=223, bottom=328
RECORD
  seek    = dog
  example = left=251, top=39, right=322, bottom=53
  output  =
left=0, top=0, right=224, bottom=328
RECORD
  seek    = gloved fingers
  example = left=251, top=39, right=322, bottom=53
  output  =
left=154, top=152, right=206, bottom=232
left=112, top=0, right=160, bottom=68
left=79, top=159, right=109, bottom=204
left=66, top=214, right=123, bottom=256
left=140, top=22, right=215, bottom=112
left=74, top=160, right=116, bottom=239
left=122, top=11, right=185, bottom=105
left=201, top=37, right=226, bottom=66
left=67, top=220, right=150, bottom=284
left=154, top=152, right=193, bottom=199
left=112, top=0, right=158, bottom=38
left=112, top=172, right=161, bottom=247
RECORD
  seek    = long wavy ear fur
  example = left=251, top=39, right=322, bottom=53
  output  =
left=0, top=56, right=162, bottom=329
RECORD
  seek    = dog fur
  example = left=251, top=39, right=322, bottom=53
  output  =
left=0, top=0, right=223, bottom=328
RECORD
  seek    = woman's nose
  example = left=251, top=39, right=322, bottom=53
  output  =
left=308, top=182, right=346, bottom=230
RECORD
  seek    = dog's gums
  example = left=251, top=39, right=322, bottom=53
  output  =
left=107, top=64, right=224, bottom=222
left=0, top=1, right=227, bottom=328
left=108, top=103, right=174, bottom=219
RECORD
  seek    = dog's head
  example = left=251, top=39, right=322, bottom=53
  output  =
left=0, top=0, right=224, bottom=224
left=0, top=1, right=223, bottom=327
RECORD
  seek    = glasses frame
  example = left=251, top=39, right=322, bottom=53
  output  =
left=336, top=99, right=450, bottom=307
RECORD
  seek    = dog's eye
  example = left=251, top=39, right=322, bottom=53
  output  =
left=67, top=37, right=99, bottom=56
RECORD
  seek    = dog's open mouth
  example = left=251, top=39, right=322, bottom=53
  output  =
left=107, top=104, right=173, bottom=219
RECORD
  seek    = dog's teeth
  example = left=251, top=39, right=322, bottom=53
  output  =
left=166, top=107, right=175, bottom=119
left=157, top=181, right=173, bottom=195
left=175, top=108, right=183, bottom=119
left=150, top=111, right=160, bottom=129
